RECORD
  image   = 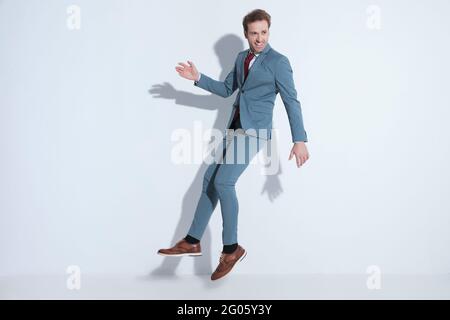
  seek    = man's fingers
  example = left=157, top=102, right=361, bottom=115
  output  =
left=290, top=148, right=309, bottom=168
left=178, top=62, right=189, bottom=68
left=288, top=150, right=294, bottom=160
left=295, top=153, right=309, bottom=167
left=300, top=154, right=308, bottom=166
left=289, top=149, right=310, bottom=168
left=188, top=60, right=196, bottom=68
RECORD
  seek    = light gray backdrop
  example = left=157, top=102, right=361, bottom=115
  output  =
left=1, top=0, right=450, bottom=282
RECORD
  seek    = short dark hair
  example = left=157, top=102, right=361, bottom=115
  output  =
left=242, top=9, right=271, bottom=33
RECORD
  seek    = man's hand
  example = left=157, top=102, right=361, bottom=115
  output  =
left=175, top=60, right=199, bottom=81
left=289, top=142, right=309, bottom=168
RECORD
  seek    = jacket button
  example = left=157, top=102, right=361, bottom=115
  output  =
left=241, top=90, right=245, bottom=93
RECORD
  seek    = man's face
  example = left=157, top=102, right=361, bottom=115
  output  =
left=244, top=20, right=270, bottom=54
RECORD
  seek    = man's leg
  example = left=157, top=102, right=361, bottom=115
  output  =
left=158, top=137, right=232, bottom=256
left=212, top=130, right=267, bottom=247
left=185, top=136, right=231, bottom=242
left=209, top=130, right=266, bottom=280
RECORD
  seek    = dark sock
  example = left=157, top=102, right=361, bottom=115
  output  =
left=184, top=234, right=200, bottom=244
left=223, top=243, right=238, bottom=254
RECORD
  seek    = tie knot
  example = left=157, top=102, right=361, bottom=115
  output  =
left=246, top=51, right=255, bottom=61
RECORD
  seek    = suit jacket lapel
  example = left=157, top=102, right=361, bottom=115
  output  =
left=238, top=52, right=245, bottom=87
left=242, top=43, right=271, bottom=89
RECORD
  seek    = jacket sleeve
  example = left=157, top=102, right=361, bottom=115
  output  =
left=275, top=56, right=308, bottom=143
left=193, top=59, right=238, bottom=98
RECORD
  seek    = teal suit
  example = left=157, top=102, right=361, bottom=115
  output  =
left=187, top=43, right=307, bottom=246
left=194, top=43, right=308, bottom=142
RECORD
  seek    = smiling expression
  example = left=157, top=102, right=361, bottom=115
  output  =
left=244, top=20, right=270, bottom=54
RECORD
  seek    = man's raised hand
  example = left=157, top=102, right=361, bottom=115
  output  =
left=175, top=60, right=199, bottom=81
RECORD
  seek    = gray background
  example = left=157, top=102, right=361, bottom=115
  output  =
left=1, top=0, right=450, bottom=298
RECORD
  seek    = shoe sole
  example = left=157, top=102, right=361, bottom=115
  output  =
left=239, top=250, right=247, bottom=262
left=157, top=252, right=202, bottom=257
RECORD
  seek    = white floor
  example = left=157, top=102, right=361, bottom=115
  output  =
left=1, top=274, right=450, bottom=299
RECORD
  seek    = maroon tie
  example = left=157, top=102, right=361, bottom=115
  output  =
left=232, top=51, right=255, bottom=124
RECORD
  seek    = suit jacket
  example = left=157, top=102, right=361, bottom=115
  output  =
left=194, top=43, right=308, bottom=143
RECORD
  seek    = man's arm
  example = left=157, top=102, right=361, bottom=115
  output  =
left=275, top=56, right=308, bottom=143
left=175, top=58, right=238, bottom=98
left=275, top=56, right=309, bottom=167
left=194, top=64, right=238, bottom=98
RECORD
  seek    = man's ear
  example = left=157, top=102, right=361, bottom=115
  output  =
left=244, top=31, right=248, bottom=39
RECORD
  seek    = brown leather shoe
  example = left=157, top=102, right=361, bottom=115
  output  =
left=211, top=245, right=246, bottom=281
left=157, top=239, right=202, bottom=257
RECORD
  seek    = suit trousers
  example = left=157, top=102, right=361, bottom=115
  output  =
left=187, top=123, right=267, bottom=245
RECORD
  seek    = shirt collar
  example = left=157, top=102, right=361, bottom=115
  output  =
left=249, top=43, right=271, bottom=56
left=249, top=49, right=260, bottom=57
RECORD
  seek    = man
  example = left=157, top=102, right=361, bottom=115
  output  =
left=158, top=9, right=309, bottom=281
